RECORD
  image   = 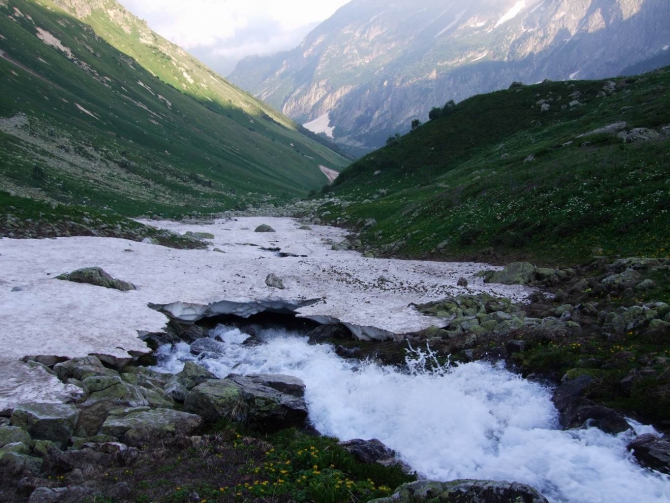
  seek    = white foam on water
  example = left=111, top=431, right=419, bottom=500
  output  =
left=155, top=326, right=670, bottom=503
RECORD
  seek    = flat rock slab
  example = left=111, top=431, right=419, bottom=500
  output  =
left=0, top=217, right=532, bottom=402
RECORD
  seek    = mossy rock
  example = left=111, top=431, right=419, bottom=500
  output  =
left=254, top=224, right=276, bottom=232
left=54, top=356, right=119, bottom=381
left=487, top=262, right=537, bottom=285
left=56, top=267, right=135, bottom=291
left=101, top=408, right=203, bottom=447
left=0, top=426, right=31, bottom=448
left=11, top=403, right=79, bottom=447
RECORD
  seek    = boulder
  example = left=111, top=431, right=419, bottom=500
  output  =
left=229, top=374, right=305, bottom=398
left=184, top=374, right=307, bottom=432
left=254, top=224, right=276, bottom=232
left=487, top=263, right=536, bottom=285
left=339, top=438, right=397, bottom=465
left=627, top=434, right=670, bottom=474
left=164, top=320, right=207, bottom=344
left=265, top=273, right=285, bottom=289
left=28, top=485, right=93, bottom=503
left=0, top=426, right=32, bottom=447
left=552, top=375, right=629, bottom=434
left=48, top=447, right=113, bottom=472
left=601, top=269, right=642, bottom=291
left=307, top=324, right=352, bottom=344
left=578, top=121, right=627, bottom=137
left=369, top=480, right=548, bottom=503
left=164, top=362, right=217, bottom=402
left=100, top=408, right=202, bottom=447
left=53, top=356, right=118, bottom=382
left=190, top=338, right=226, bottom=357
left=0, top=452, right=43, bottom=476
left=1, top=442, right=30, bottom=455
left=618, top=128, right=660, bottom=142
left=56, top=267, right=135, bottom=291
left=120, top=366, right=171, bottom=390
left=75, top=376, right=149, bottom=437
left=11, top=403, right=79, bottom=447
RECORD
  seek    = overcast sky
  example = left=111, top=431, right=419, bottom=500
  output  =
left=117, top=0, right=350, bottom=76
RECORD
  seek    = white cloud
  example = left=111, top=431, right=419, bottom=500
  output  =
left=117, top=0, right=350, bottom=75
left=118, top=0, right=349, bottom=49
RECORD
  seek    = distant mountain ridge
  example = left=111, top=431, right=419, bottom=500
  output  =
left=229, top=0, right=670, bottom=155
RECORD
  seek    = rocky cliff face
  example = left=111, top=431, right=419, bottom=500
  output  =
left=229, top=0, right=670, bottom=154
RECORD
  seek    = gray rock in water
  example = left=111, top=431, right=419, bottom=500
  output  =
left=190, top=338, right=226, bottom=357
left=100, top=408, right=202, bottom=447
left=307, top=324, right=352, bottom=344
left=487, top=262, right=536, bottom=285
left=369, top=479, right=549, bottom=503
left=184, top=374, right=307, bottom=432
left=254, top=224, right=276, bottom=232
left=339, top=438, right=396, bottom=464
left=228, top=374, right=305, bottom=398
left=11, top=403, right=79, bottom=447
left=552, top=375, right=629, bottom=434
left=56, top=267, right=135, bottom=291
left=627, top=434, right=670, bottom=474
left=265, top=273, right=285, bottom=289
left=457, top=277, right=468, bottom=287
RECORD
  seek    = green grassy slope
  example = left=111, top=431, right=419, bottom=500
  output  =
left=319, top=70, right=670, bottom=264
left=0, top=0, right=349, bottom=217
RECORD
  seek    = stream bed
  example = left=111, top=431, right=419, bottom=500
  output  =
left=155, top=324, right=670, bottom=503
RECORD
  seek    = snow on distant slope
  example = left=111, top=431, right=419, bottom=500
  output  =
left=496, top=1, right=526, bottom=28
left=303, top=113, right=335, bottom=138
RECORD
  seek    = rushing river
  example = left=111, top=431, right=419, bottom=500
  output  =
left=155, top=324, right=670, bottom=503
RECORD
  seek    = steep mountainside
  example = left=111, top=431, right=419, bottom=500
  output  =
left=0, top=0, right=349, bottom=217
left=309, top=68, right=670, bottom=265
left=230, top=0, right=670, bottom=156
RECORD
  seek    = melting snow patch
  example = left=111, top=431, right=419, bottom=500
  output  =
left=35, top=27, right=73, bottom=59
left=181, top=69, right=194, bottom=84
left=569, top=69, right=582, bottom=80
left=75, top=103, right=99, bottom=120
left=496, top=1, right=526, bottom=28
left=0, top=218, right=533, bottom=365
left=436, top=10, right=467, bottom=38
left=138, top=80, right=155, bottom=95
left=303, top=113, right=335, bottom=138
left=664, top=45, right=669, bottom=51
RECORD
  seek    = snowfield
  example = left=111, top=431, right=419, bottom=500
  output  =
left=0, top=217, right=532, bottom=409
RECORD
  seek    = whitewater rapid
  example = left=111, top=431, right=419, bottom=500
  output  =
left=155, top=325, right=670, bottom=503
